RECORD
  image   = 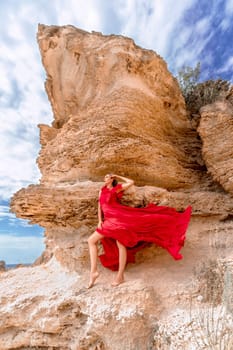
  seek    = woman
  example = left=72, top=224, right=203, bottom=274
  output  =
left=87, top=174, right=192, bottom=288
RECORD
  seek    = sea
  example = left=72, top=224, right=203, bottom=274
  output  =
left=5, top=263, right=31, bottom=270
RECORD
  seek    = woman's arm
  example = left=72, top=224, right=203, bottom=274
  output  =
left=112, top=174, right=134, bottom=191
left=97, top=191, right=103, bottom=227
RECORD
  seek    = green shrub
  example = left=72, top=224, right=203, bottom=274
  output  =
left=177, top=62, right=201, bottom=95
left=184, top=79, right=231, bottom=115
left=176, top=63, right=231, bottom=115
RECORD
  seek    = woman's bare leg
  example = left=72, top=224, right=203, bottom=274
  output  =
left=87, top=231, right=104, bottom=288
left=112, top=240, right=127, bottom=286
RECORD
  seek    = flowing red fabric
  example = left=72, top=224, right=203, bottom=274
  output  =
left=96, top=184, right=192, bottom=271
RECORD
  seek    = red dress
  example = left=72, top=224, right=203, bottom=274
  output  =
left=96, top=184, right=192, bottom=270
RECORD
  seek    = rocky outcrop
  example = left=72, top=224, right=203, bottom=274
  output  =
left=1, top=223, right=233, bottom=349
left=11, top=182, right=233, bottom=274
left=198, top=100, right=233, bottom=194
left=36, top=24, right=207, bottom=190
left=0, top=259, right=161, bottom=350
left=3, top=25, right=233, bottom=349
left=0, top=261, right=6, bottom=272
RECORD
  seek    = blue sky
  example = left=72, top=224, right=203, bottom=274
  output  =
left=0, top=0, right=233, bottom=264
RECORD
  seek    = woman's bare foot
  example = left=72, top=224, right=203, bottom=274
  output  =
left=87, top=271, right=99, bottom=289
left=111, top=276, right=125, bottom=287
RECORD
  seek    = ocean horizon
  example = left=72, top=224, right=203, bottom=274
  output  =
left=5, top=263, right=31, bottom=269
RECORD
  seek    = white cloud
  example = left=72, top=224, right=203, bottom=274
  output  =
left=0, top=234, right=44, bottom=264
left=0, top=205, right=15, bottom=219
left=220, top=0, right=233, bottom=30
left=225, top=0, right=233, bottom=13
left=0, top=14, right=52, bottom=200
left=54, top=0, right=103, bottom=30
left=220, top=18, right=230, bottom=30
left=216, top=56, right=233, bottom=74
left=0, top=106, right=44, bottom=199
left=195, top=17, right=211, bottom=35
left=0, top=203, right=33, bottom=229
left=174, top=31, right=215, bottom=70
left=113, top=0, right=198, bottom=58
left=0, top=0, right=110, bottom=201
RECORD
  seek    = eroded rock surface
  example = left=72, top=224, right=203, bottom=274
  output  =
left=198, top=100, right=233, bottom=194
left=36, top=24, right=207, bottom=189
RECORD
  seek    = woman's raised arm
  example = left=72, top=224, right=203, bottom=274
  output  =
left=111, top=174, right=134, bottom=191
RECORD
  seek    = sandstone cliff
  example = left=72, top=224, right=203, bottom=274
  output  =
left=0, top=25, right=232, bottom=349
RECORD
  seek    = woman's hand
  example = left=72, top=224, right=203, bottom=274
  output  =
left=112, top=174, right=134, bottom=191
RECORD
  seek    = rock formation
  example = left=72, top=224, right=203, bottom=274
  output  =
left=198, top=100, right=233, bottom=195
left=0, top=25, right=232, bottom=349
left=36, top=24, right=206, bottom=189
